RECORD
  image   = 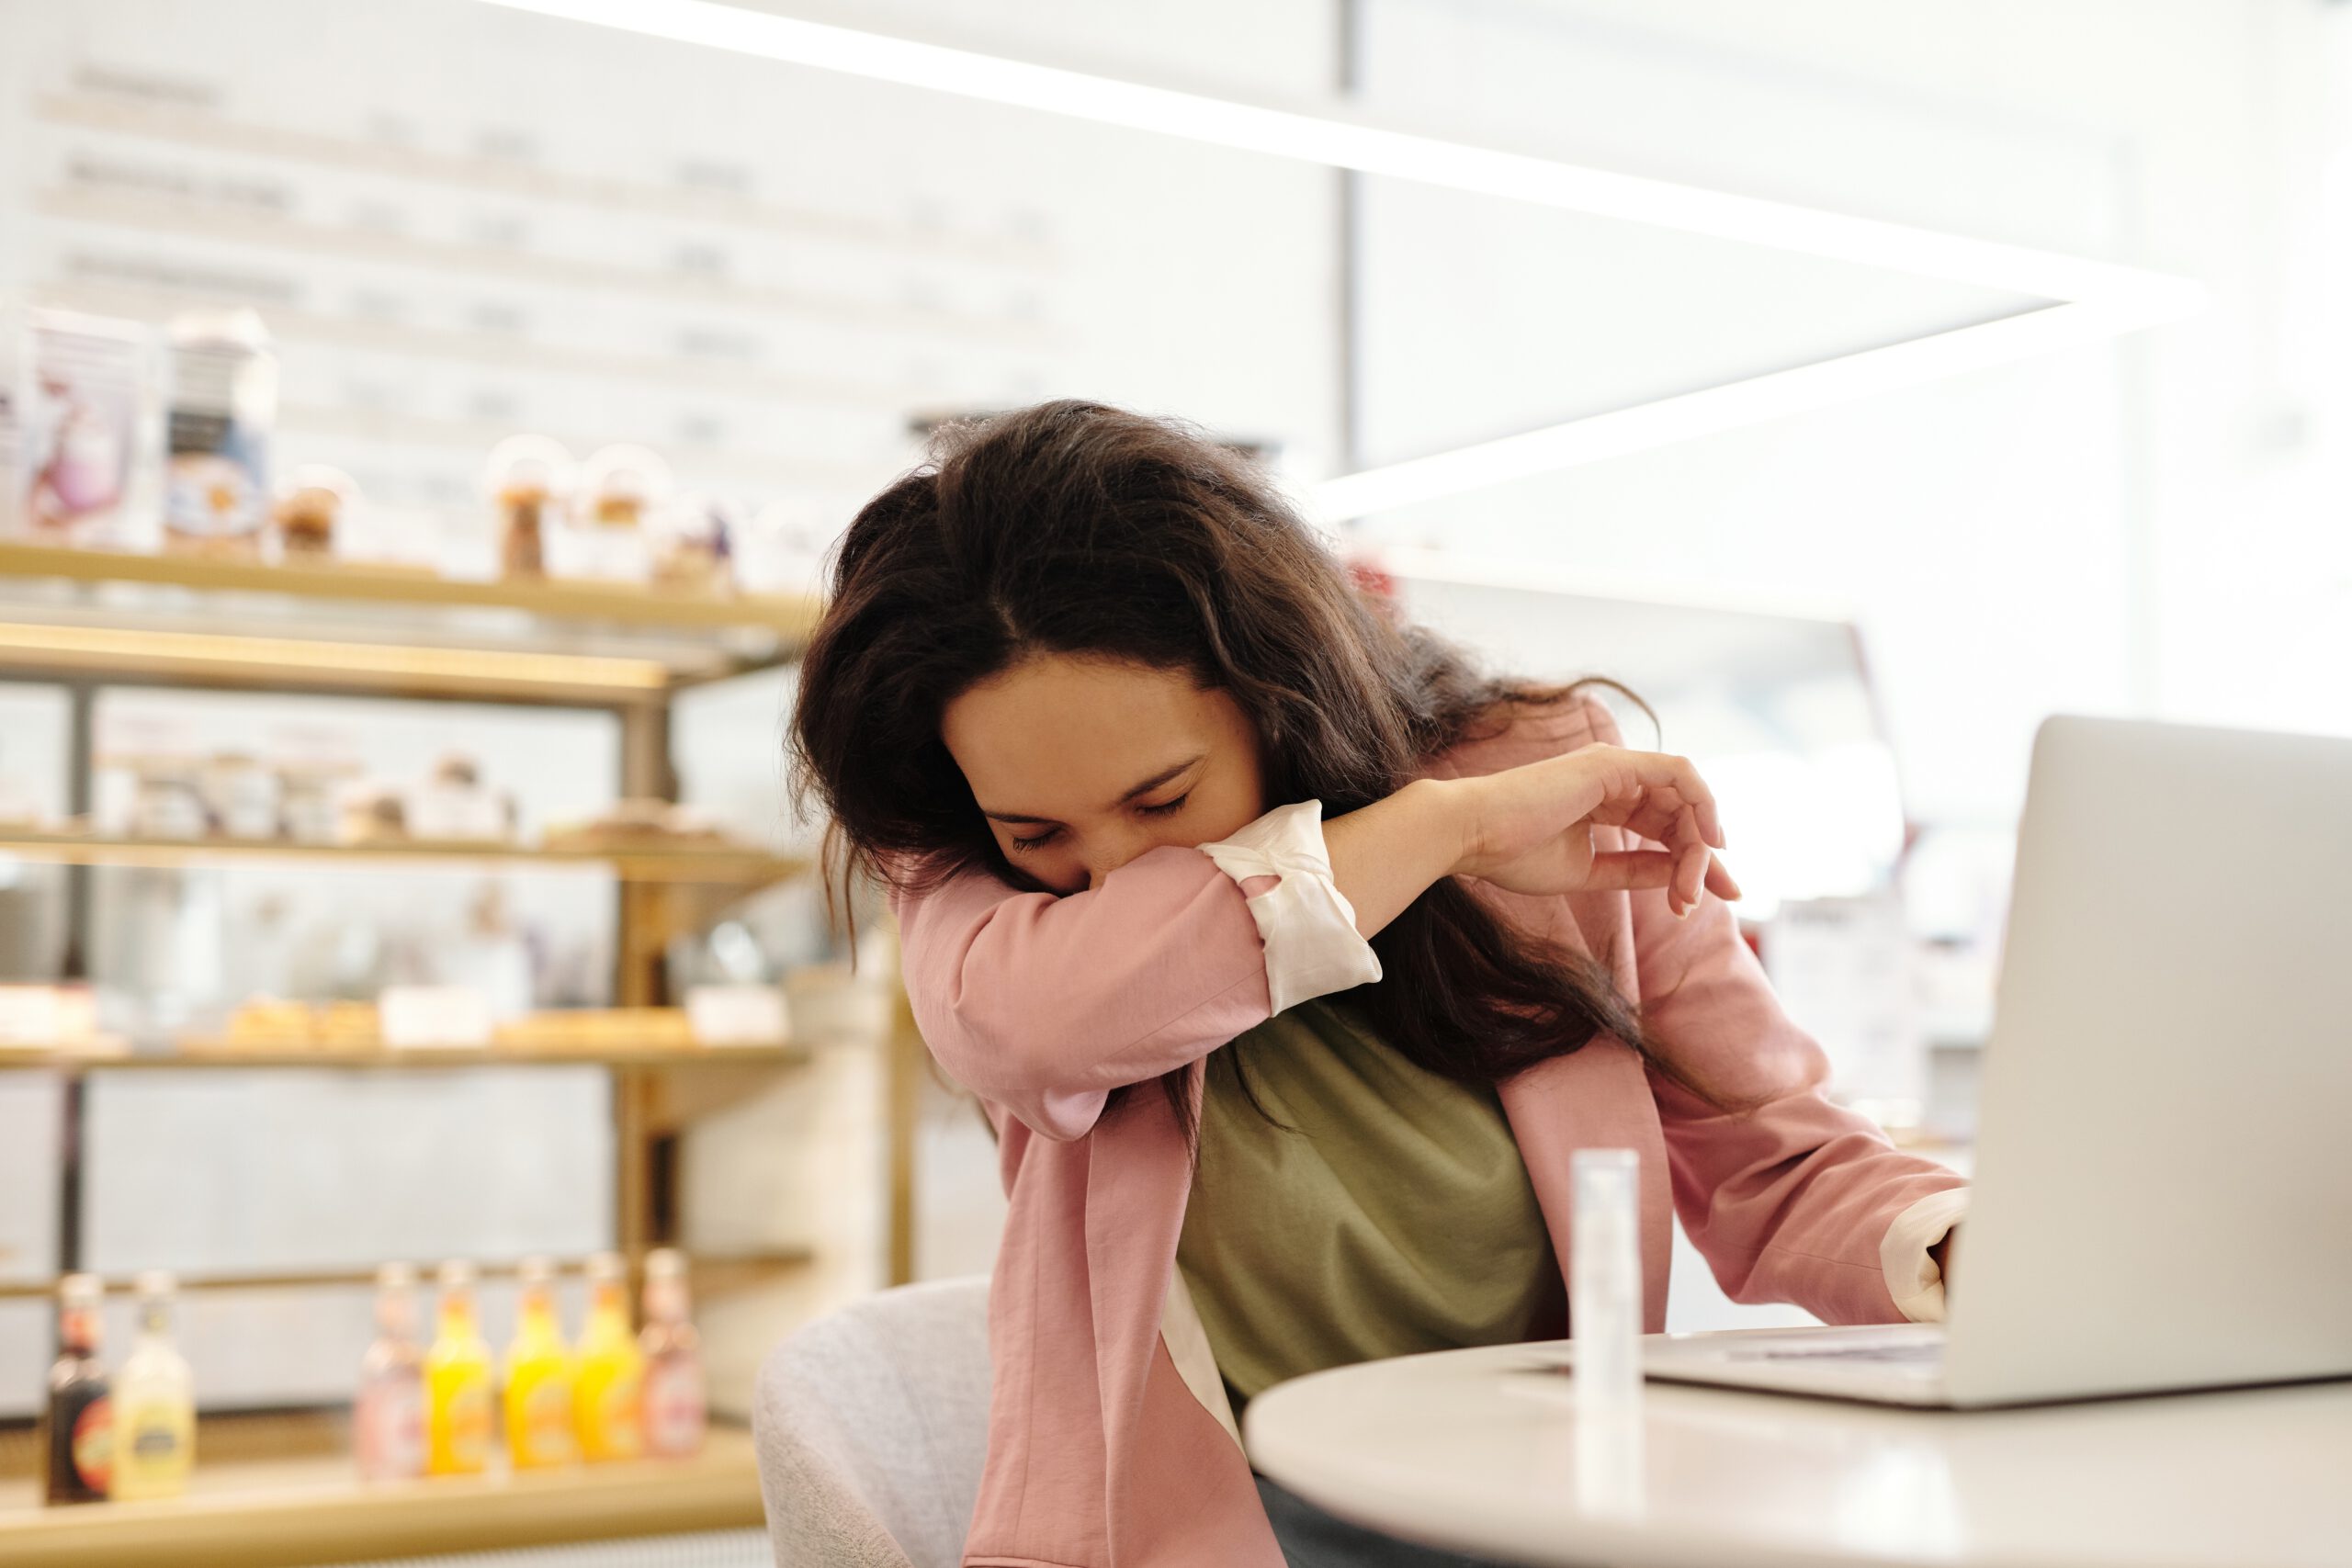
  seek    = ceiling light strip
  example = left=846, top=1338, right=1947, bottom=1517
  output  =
left=1310, top=300, right=2141, bottom=520
left=475, top=0, right=2199, bottom=311
left=465, top=0, right=2207, bottom=519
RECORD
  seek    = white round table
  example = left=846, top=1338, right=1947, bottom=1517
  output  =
left=1242, top=1340, right=2352, bottom=1568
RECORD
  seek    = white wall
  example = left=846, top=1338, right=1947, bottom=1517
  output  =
left=0, top=0, right=1343, bottom=524
left=1352, top=0, right=2352, bottom=825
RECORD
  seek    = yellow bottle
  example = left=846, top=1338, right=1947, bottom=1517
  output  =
left=425, top=1261, right=492, bottom=1477
left=503, top=1258, right=577, bottom=1470
left=571, top=1253, right=644, bottom=1462
left=111, top=1271, right=196, bottom=1501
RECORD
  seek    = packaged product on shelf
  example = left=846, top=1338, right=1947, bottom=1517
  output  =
left=0, top=752, right=43, bottom=829
left=338, top=782, right=409, bottom=846
left=17, top=308, right=150, bottom=549
left=356, top=1262, right=427, bottom=1482
left=579, top=445, right=667, bottom=530
left=38, top=1273, right=112, bottom=1506
left=548, top=444, right=665, bottom=583
left=442, top=883, right=534, bottom=1021
left=209, top=996, right=382, bottom=1053
left=483, top=434, right=575, bottom=581
left=639, top=1248, right=707, bottom=1459
left=684, top=985, right=789, bottom=1047
left=541, top=798, right=731, bottom=853
left=217, top=996, right=312, bottom=1050
left=573, top=1252, right=645, bottom=1462
left=407, top=753, right=513, bottom=843
left=162, top=310, right=277, bottom=558
left=271, top=463, right=358, bottom=561
left=425, top=1260, right=493, bottom=1477
left=129, top=755, right=208, bottom=840
left=649, top=492, right=738, bottom=593
left=198, top=750, right=279, bottom=840
left=110, top=1271, right=196, bottom=1502
left=0, top=984, right=102, bottom=1051
left=504, top=1257, right=579, bottom=1470
left=492, top=1008, right=693, bottom=1052
left=268, top=724, right=360, bottom=844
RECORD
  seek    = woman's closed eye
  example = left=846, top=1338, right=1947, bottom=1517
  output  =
left=1006, top=793, right=1190, bottom=854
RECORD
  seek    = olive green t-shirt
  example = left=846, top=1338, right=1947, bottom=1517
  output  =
left=1174, top=997, right=1566, bottom=1414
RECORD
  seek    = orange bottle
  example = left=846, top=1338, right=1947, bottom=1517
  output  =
left=571, top=1253, right=643, bottom=1462
left=424, top=1262, right=492, bottom=1476
left=503, top=1257, right=578, bottom=1470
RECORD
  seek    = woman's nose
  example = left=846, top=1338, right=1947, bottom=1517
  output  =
left=1083, top=825, right=1160, bottom=893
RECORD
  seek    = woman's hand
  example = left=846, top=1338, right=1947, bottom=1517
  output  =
left=1442, top=745, right=1740, bottom=917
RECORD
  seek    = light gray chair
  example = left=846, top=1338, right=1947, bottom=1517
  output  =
left=752, top=1276, right=993, bottom=1568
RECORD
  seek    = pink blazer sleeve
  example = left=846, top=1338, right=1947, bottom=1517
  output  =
left=889, top=845, right=1278, bottom=1141
left=1586, top=698, right=1967, bottom=1325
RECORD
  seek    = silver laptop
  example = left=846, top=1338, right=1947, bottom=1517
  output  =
left=1633, top=715, right=2352, bottom=1407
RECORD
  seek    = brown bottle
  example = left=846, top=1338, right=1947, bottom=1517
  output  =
left=39, top=1274, right=113, bottom=1505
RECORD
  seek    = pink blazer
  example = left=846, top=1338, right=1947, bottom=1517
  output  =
left=892, top=694, right=1966, bottom=1567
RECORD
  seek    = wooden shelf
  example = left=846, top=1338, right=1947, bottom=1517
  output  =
left=0, top=1416, right=764, bottom=1568
left=0, top=1247, right=815, bottom=1303
left=0, top=542, right=828, bottom=701
left=0, top=541, right=820, bottom=637
left=0, top=829, right=806, bottom=886
left=0, top=1043, right=808, bottom=1073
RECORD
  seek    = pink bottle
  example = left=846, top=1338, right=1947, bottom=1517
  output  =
left=355, top=1263, right=425, bottom=1481
left=638, top=1249, right=707, bottom=1459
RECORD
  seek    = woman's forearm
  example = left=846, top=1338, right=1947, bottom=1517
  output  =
left=1322, top=777, right=1464, bottom=940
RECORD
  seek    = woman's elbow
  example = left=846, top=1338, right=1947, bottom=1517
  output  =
left=909, top=999, right=1103, bottom=1138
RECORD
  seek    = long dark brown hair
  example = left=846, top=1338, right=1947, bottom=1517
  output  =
left=789, top=399, right=1676, bottom=1136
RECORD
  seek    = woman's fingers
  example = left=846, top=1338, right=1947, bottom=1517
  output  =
left=1628, top=752, right=1723, bottom=849
left=1586, top=750, right=1724, bottom=850
left=1584, top=847, right=1742, bottom=910
left=1585, top=849, right=1678, bottom=890
left=1704, top=854, right=1743, bottom=901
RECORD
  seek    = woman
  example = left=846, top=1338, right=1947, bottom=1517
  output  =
left=791, top=400, right=1967, bottom=1567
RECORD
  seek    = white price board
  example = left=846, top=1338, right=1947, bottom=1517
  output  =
left=685, top=984, right=789, bottom=1046
left=379, top=986, right=495, bottom=1049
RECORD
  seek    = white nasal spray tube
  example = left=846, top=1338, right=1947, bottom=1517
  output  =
left=1571, top=1146, right=1645, bottom=1515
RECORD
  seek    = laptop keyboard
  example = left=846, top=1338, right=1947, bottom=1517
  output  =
left=1731, top=1341, right=1944, bottom=1365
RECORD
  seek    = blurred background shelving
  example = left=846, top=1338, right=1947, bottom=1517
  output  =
left=0, top=522, right=910, bottom=1561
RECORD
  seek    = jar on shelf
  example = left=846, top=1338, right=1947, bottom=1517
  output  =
left=577, top=445, right=671, bottom=531
left=270, top=464, right=359, bottom=562
left=548, top=445, right=669, bottom=584
left=198, top=750, right=278, bottom=840
left=481, top=434, right=576, bottom=581
left=338, top=783, right=409, bottom=847
left=650, top=492, right=740, bottom=594
left=269, top=725, right=360, bottom=844
left=129, top=757, right=207, bottom=840
left=407, top=753, right=512, bottom=844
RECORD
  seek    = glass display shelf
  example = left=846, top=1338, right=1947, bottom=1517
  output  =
left=0, top=1410, right=763, bottom=1568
